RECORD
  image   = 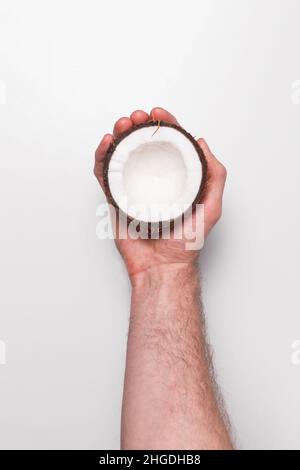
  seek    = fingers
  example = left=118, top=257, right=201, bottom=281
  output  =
left=150, top=107, right=179, bottom=125
left=130, top=110, right=149, bottom=125
left=114, top=111, right=149, bottom=136
left=95, top=133, right=113, bottom=162
left=197, top=138, right=227, bottom=227
left=113, top=117, right=133, bottom=137
left=94, top=133, right=113, bottom=189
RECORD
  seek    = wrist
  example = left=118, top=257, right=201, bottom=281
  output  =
left=129, top=260, right=203, bottom=350
left=130, top=261, right=199, bottom=290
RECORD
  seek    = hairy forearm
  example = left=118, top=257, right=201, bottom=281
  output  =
left=121, top=262, right=232, bottom=450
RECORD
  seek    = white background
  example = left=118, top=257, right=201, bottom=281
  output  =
left=0, top=0, right=300, bottom=450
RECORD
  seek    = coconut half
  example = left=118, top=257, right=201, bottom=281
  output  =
left=103, top=121, right=207, bottom=234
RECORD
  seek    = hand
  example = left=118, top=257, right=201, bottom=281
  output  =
left=94, top=107, right=227, bottom=279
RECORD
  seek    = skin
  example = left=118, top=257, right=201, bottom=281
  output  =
left=94, top=107, right=232, bottom=450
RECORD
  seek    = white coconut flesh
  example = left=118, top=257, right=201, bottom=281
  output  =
left=107, top=126, right=203, bottom=223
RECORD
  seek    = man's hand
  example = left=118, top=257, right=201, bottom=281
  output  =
left=94, top=107, right=232, bottom=450
left=94, top=107, right=227, bottom=279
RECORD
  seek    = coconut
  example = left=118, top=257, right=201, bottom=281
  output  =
left=103, top=121, right=207, bottom=236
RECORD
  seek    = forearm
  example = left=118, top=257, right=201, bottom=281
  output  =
left=121, top=262, right=232, bottom=450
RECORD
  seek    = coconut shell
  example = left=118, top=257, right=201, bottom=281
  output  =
left=103, top=120, right=207, bottom=236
